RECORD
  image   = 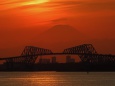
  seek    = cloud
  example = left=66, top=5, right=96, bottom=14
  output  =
left=1, top=0, right=115, bottom=13
left=50, top=0, right=115, bottom=12
left=0, top=0, right=33, bottom=5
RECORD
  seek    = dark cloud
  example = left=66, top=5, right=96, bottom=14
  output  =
left=52, top=18, right=68, bottom=22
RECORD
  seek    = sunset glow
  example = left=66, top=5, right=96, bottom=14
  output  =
left=0, top=0, right=115, bottom=57
left=23, top=0, right=49, bottom=5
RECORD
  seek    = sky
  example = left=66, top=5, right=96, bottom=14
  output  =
left=0, top=0, right=115, bottom=57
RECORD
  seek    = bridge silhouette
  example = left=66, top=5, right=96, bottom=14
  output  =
left=0, top=44, right=115, bottom=66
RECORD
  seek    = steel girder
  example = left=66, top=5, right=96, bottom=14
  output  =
left=63, top=44, right=115, bottom=64
left=63, top=44, right=97, bottom=62
left=5, top=46, right=53, bottom=65
left=21, top=46, right=52, bottom=64
left=3, top=44, right=115, bottom=65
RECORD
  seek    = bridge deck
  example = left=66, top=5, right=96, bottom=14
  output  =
left=0, top=53, right=115, bottom=60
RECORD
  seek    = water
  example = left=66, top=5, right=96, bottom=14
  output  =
left=0, top=72, right=115, bottom=86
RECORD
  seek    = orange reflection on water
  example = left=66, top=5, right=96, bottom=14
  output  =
left=28, top=72, right=65, bottom=86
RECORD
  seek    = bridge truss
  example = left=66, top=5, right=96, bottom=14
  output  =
left=0, top=46, right=52, bottom=69
left=63, top=44, right=115, bottom=64
left=0, top=44, right=115, bottom=67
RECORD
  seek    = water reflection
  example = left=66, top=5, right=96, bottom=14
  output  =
left=0, top=72, right=115, bottom=86
left=28, top=72, right=65, bottom=86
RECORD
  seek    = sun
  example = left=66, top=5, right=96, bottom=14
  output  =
left=24, top=0, right=49, bottom=5
left=34, top=0, right=49, bottom=4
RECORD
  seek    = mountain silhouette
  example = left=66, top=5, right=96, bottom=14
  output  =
left=30, top=25, right=88, bottom=51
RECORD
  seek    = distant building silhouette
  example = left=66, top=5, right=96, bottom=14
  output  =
left=39, top=58, right=50, bottom=64
left=52, top=56, right=57, bottom=63
left=66, top=56, right=75, bottom=63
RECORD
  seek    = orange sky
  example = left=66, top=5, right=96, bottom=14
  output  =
left=0, top=0, right=115, bottom=57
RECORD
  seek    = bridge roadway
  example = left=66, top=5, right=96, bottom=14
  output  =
left=0, top=53, right=115, bottom=60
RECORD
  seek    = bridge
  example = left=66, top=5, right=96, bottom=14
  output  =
left=0, top=44, right=115, bottom=66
